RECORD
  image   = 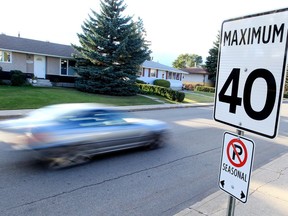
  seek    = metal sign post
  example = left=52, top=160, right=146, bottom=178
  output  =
left=227, top=195, right=236, bottom=216
left=226, top=129, right=243, bottom=216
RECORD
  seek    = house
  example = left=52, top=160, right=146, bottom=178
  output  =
left=181, top=67, right=213, bottom=87
left=0, top=34, right=187, bottom=89
left=139, top=60, right=188, bottom=90
left=0, top=34, right=76, bottom=86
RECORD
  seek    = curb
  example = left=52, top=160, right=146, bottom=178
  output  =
left=0, top=103, right=214, bottom=120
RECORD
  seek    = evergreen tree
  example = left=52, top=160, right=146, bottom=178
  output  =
left=205, top=32, right=220, bottom=84
left=72, top=0, right=151, bottom=96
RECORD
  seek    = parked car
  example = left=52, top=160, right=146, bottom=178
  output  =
left=0, top=103, right=169, bottom=169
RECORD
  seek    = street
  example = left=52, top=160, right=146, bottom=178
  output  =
left=0, top=105, right=287, bottom=216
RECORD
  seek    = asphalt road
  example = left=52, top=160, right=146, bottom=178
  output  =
left=0, top=106, right=287, bottom=216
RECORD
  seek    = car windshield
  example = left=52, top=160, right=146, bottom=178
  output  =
left=56, top=109, right=132, bottom=127
left=26, top=106, right=78, bottom=122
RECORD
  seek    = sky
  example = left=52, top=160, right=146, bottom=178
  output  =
left=1, top=0, right=287, bottom=66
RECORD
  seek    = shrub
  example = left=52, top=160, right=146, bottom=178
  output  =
left=10, top=70, right=26, bottom=86
left=153, top=79, right=170, bottom=88
left=195, top=85, right=215, bottom=93
left=183, top=83, right=194, bottom=90
left=176, top=91, right=185, bottom=102
left=136, top=79, right=146, bottom=84
left=0, top=80, right=7, bottom=85
left=137, top=84, right=185, bottom=102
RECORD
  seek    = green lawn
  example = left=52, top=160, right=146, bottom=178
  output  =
left=0, top=86, right=163, bottom=110
left=184, top=91, right=215, bottom=103
left=0, top=86, right=215, bottom=110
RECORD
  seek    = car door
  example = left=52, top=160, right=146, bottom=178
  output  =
left=54, top=109, right=147, bottom=154
left=77, top=110, right=148, bottom=152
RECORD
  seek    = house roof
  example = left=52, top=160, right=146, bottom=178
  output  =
left=0, top=35, right=189, bottom=73
left=0, top=34, right=75, bottom=58
left=142, top=60, right=188, bottom=74
left=180, top=67, right=209, bottom=75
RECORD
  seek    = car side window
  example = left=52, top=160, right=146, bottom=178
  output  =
left=58, top=109, right=128, bottom=127
left=89, top=111, right=128, bottom=127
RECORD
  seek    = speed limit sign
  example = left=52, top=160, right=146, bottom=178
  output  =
left=214, top=8, right=288, bottom=139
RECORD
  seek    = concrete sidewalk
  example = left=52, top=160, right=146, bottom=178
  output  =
left=175, top=152, right=288, bottom=216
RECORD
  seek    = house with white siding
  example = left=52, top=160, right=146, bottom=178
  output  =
left=181, top=67, right=213, bottom=87
left=0, top=34, right=187, bottom=89
left=139, top=60, right=188, bottom=90
left=0, top=34, right=76, bottom=85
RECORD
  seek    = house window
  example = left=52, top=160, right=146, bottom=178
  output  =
left=150, top=69, right=156, bottom=77
left=0, top=50, right=11, bottom=63
left=61, top=59, right=76, bottom=76
left=136, top=68, right=142, bottom=77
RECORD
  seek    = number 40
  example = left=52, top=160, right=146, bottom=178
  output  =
left=218, top=68, right=276, bottom=120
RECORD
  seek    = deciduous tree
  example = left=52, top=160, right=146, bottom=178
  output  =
left=172, top=54, right=202, bottom=69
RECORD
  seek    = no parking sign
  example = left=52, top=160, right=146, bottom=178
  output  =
left=219, top=132, right=255, bottom=203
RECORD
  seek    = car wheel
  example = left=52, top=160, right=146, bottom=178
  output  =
left=47, top=157, right=72, bottom=169
left=47, top=154, right=91, bottom=169
left=147, top=134, right=165, bottom=150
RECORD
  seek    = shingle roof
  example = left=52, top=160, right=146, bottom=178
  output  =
left=180, top=67, right=209, bottom=75
left=142, top=60, right=188, bottom=74
left=0, top=34, right=75, bottom=58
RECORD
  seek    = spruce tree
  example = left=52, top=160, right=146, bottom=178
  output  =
left=72, top=0, right=151, bottom=96
left=205, top=33, right=220, bottom=84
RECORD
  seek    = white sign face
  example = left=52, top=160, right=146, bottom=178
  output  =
left=214, top=8, right=288, bottom=139
left=219, top=132, right=255, bottom=203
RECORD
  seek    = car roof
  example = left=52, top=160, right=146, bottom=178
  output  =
left=27, top=103, right=120, bottom=121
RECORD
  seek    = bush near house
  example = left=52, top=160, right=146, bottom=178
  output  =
left=47, top=75, right=77, bottom=83
left=10, top=70, right=26, bottom=86
left=182, top=83, right=194, bottom=90
left=153, top=79, right=170, bottom=88
left=138, top=84, right=185, bottom=102
left=195, top=85, right=215, bottom=93
left=183, top=83, right=208, bottom=91
left=136, top=79, right=146, bottom=84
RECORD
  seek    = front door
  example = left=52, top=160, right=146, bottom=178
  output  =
left=34, top=55, right=46, bottom=79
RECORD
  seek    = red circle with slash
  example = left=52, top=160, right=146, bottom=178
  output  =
left=226, top=138, right=248, bottom=167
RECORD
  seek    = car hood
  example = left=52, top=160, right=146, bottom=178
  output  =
left=0, top=117, right=56, bottom=132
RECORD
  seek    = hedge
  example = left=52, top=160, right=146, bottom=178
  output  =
left=153, top=79, right=170, bottom=88
left=195, top=86, right=215, bottom=93
left=136, top=79, right=146, bottom=84
left=137, top=84, right=185, bottom=102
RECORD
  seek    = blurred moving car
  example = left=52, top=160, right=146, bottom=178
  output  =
left=0, top=103, right=169, bottom=169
